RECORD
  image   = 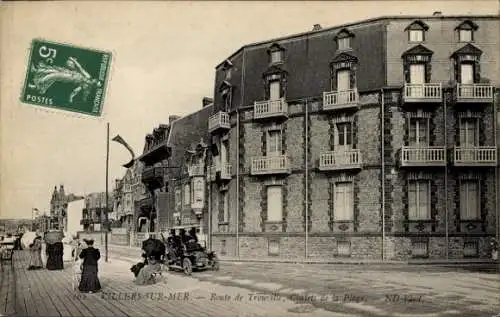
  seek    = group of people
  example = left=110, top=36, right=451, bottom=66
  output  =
left=27, top=232, right=102, bottom=294
left=131, top=227, right=200, bottom=285
left=27, top=232, right=64, bottom=271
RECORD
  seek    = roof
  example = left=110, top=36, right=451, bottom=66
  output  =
left=216, top=14, right=499, bottom=69
left=166, top=104, right=213, bottom=178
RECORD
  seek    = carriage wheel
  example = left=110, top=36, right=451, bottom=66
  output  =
left=183, top=258, right=192, bottom=276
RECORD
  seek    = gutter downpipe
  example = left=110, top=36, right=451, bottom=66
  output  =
left=444, top=87, right=448, bottom=259
left=236, top=109, right=240, bottom=259
left=381, top=88, right=385, bottom=261
left=208, top=163, right=212, bottom=250
left=305, top=99, right=309, bottom=259
left=494, top=90, right=498, bottom=247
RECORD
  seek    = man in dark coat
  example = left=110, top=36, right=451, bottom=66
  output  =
left=141, top=233, right=165, bottom=262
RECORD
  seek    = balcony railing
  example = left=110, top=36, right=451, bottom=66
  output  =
left=323, top=89, right=359, bottom=111
left=253, top=98, right=288, bottom=120
left=403, top=83, right=442, bottom=103
left=141, top=167, right=164, bottom=183
left=189, top=164, right=205, bottom=177
left=208, top=111, right=230, bottom=133
left=319, top=150, right=362, bottom=171
left=400, top=146, right=446, bottom=167
left=456, top=84, right=493, bottom=103
left=220, top=162, right=232, bottom=180
left=454, top=146, right=497, bottom=166
left=251, top=155, right=291, bottom=175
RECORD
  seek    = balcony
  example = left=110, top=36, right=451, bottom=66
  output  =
left=141, top=167, right=164, bottom=188
left=456, top=84, right=493, bottom=103
left=138, top=197, right=154, bottom=209
left=189, top=164, right=205, bottom=177
left=208, top=111, right=230, bottom=133
left=253, top=98, right=288, bottom=120
left=318, top=150, right=362, bottom=171
left=454, top=146, right=497, bottom=167
left=323, top=89, right=359, bottom=111
left=220, top=162, right=232, bottom=180
left=403, top=83, right=442, bottom=103
left=400, top=146, right=446, bottom=167
left=207, top=165, right=216, bottom=182
left=251, top=155, right=291, bottom=175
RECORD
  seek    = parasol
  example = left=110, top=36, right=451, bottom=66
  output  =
left=44, top=231, right=63, bottom=244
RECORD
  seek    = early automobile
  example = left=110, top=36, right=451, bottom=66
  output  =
left=166, top=239, right=219, bottom=276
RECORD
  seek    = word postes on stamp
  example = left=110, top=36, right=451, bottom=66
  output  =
left=20, top=39, right=112, bottom=116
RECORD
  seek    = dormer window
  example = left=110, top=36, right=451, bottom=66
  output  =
left=405, top=20, right=429, bottom=43
left=222, top=59, right=233, bottom=81
left=268, top=43, right=284, bottom=65
left=456, top=20, right=478, bottom=43
left=335, top=28, right=354, bottom=51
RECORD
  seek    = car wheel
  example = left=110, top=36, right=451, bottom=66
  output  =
left=212, top=256, right=220, bottom=271
left=183, top=258, right=192, bottom=276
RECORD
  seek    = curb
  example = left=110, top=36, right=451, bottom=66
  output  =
left=105, top=245, right=500, bottom=266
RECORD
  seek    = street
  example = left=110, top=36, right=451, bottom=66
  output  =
left=107, top=246, right=500, bottom=317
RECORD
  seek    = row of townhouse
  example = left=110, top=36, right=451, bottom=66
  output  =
left=130, top=13, right=499, bottom=260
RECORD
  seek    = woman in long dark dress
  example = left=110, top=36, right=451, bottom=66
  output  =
left=79, top=239, right=101, bottom=293
left=46, top=242, right=64, bottom=270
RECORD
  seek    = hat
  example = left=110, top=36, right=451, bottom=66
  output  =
left=83, top=239, right=94, bottom=244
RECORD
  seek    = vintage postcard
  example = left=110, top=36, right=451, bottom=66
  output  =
left=0, top=1, right=499, bottom=317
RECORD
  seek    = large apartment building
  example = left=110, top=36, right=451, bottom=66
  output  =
left=205, top=14, right=499, bottom=260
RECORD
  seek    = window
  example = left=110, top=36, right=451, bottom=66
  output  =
left=222, top=92, right=230, bottom=111
left=459, top=29, right=472, bottom=43
left=459, top=118, right=478, bottom=147
left=409, top=30, right=424, bottom=42
left=223, top=191, right=229, bottom=223
left=270, top=50, right=282, bottom=64
left=335, top=122, right=352, bottom=151
left=460, top=180, right=480, bottom=220
left=338, top=37, right=350, bottom=50
left=221, top=140, right=229, bottom=164
left=460, top=63, right=474, bottom=84
left=220, top=240, right=227, bottom=255
left=268, top=239, right=280, bottom=256
left=408, top=180, right=430, bottom=220
left=409, top=64, right=425, bottom=84
left=193, top=178, right=204, bottom=204
left=411, top=241, right=428, bottom=257
left=333, top=182, right=354, bottom=221
left=269, top=80, right=280, bottom=101
left=337, top=241, right=351, bottom=257
left=336, top=69, right=350, bottom=91
left=183, top=184, right=191, bottom=205
left=464, top=241, right=478, bottom=257
left=267, top=130, right=282, bottom=156
left=267, top=186, right=283, bottom=222
left=409, top=118, right=429, bottom=146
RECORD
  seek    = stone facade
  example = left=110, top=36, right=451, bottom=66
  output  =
left=207, top=15, right=499, bottom=260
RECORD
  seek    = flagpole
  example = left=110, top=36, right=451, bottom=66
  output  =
left=105, top=122, right=110, bottom=262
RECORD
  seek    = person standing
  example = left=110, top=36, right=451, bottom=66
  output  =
left=78, top=239, right=101, bottom=293
left=28, top=234, right=43, bottom=270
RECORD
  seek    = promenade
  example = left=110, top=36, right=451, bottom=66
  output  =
left=0, top=250, right=350, bottom=317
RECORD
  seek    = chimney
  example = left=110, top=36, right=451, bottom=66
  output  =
left=433, top=11, right=442, bottom=16
left=169, top=115, right=181, bottom=124
left=202, top=97, right=213, bottom=107
left=312, top=24, right=322, bottom=31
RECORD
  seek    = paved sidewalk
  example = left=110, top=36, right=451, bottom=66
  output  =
left=1, top=250, right=353, bottom=317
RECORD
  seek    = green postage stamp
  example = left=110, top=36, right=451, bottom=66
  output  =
left=20, top=39, right=112, bottom=116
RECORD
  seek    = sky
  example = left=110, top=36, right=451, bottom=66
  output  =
left=0, top=1, right=498, bottom=219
